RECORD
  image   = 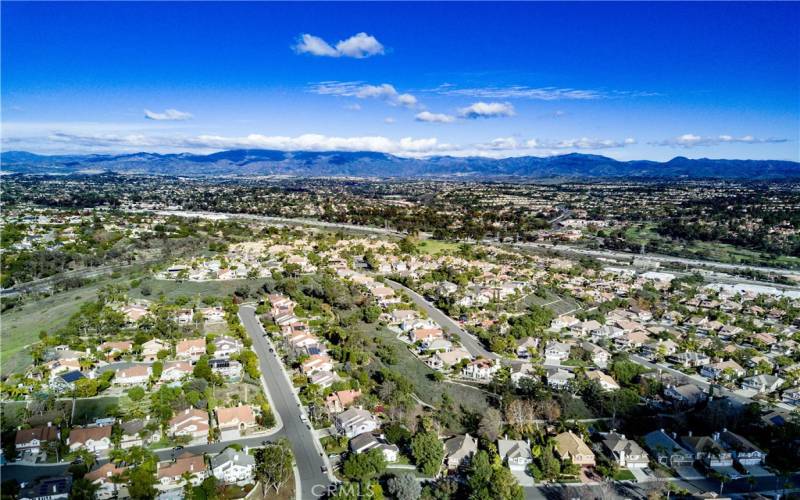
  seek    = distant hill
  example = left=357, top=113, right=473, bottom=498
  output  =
left=2, top=150, right=798, bottom=180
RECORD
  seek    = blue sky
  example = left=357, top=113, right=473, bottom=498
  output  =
left=2, top=1, right=798, bottom=160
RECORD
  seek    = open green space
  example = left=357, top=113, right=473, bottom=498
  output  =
left=514, top=289, right=581, bottom=316
left=417, top=239, right=460, bottom=256
left=129, top=278, right=273, bottom=302
left=361, top=322, right=491, bottom=429
left=1, top=275, right=134, bottom=376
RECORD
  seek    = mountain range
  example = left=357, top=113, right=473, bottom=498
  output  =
left=2, top=150, right=799, bottom=180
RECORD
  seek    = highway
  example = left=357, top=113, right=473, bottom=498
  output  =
left=509, top=241, right=800, bottom=278
left=385, top=279, right=498, bottom=360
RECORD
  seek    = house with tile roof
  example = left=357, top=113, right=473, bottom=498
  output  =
left=553, top=431, right=595, bottom=466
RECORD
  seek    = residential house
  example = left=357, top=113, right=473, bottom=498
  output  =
left=426, top=348, right=471, bottom=371
left=168, top=409, right=209, bottom=441
left=85, top=463, right=126, bottom=500
left=643, top=429, right=693, bottom=468
left=51, top=371, right=85, bottom=393
left=301, top=354, right=334, bottom=375
left=157, top=452, right=207, bottom=490
left=310, top=370, right=339, bottom=388
left=444, top=433, right=478, bottom=470
left=700, top=360, right=745, bottom=381
left=216, top=406, right=257, bottom=440
left=209, top=359, right=243, bottom=381
left=510, top=363, right=536, bottom=387
left=67, top=425, right=112, bottom=454
left=781, top=386, right=800, bottom=407
left=18, top=477, right=72, bottom=500
left=586, top=370, right=620, bottom=391
left=325, top=390, right=362, bottom=414
left=410, top=327, right=444, bottom=344
left=176, top=339, right=206, bottom=363
left=664, top=384, right=707, bottom=408
left=497, top=438, right=532, bottom=471
left=582, top=342, right=610, bottom=368
left=602, top=431, right=649, bottom=468
left=669, top=351, right=711, bottom=368
left=742, top=374, right=785, bottom=394
left=98, top=341, right=133, bottom=360
left=15, top=424, right=58, bottom=455
left=160, top=361, right=193, bottom=382
left=545, top=341, right=571, bottom=361
left=334, top=408, right=378, bottom=439
left=516, top=337, right=540, bottom=359
left=211, top=448, right=256, bottom=485
left=213, top=336, right=243, bottom=359
left=113, top=365, right=152, bottom=386
left=547, top=369, right=575, bottom=390
left=461, top=359, right=499, bottom=381
left=120, top=418, right=154, bottom=449
left=719, top=429, right=766, bottom=465
left=553, top=431, right=596, bottom=467
left=349, top=433, right=400, bottom=462
left=142, top=339, right=169, bottom=362
left=681, top=433, right=733, bottom=467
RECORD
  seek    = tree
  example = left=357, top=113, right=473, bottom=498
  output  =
left=342, top=448, right=386, bottom=482
left=127, top=386, right=146, bottom=402
left=68, top=478, right=98, bottom=500
left=254, top=439, right=293, bottom=495
left=193, top=355, right=214, bottom=382
left=125, top=458, right=158, bottom=499
left=387, top=473, right=421, bottom=500
left=410, top=431, right=444, bottom=477
left=466, top=450, right=523, bottom=500
left=478, top=407, right=503, bottom=442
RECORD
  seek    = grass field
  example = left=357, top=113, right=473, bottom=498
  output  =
left=417, top=239, right=460, bottom=256
left=515, top=289, right=581, bottom=316
left=129, top=278, right=273, bottom=302
left=361, top=322, right=492, bottom=431
left=1, top=276, right=132, bottom=376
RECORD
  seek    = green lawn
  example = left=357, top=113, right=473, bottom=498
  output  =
left=613, top=469, right=636, bottom=481
left=417, top=240, right=460, bottom=256
left=129, top=278, right=273, bottom=302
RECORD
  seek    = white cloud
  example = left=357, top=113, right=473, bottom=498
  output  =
left=651, top=134, right=787, bottom=148
left=294, top=32, right=384, bottom=58
left=458, top=102, right=515, bottom=119
left=26, top=131, right=453, bottom=157
left=144, top=108, right=193, bottom=121
left=311, top=81, right=418, bottom=108
left=384, top=117, right=396, bottom=124
left=345, top=103, right=362, bottom=111
left=438, top=85, right=659, bottom=100
left=415, top=111, right=456, bottom=123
